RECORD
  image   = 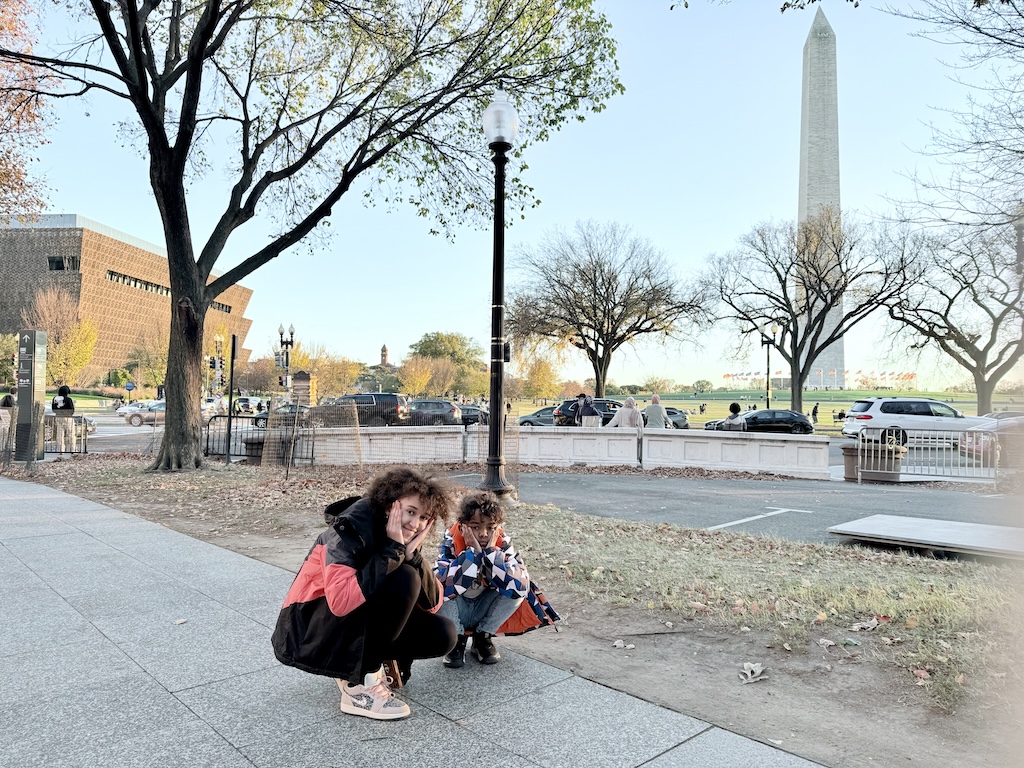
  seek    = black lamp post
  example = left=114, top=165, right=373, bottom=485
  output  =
left=480, top=89, right=518, bottom=498
left=278, top=323, right=295, bottom=400
left=760, top=322, right=779, bottom=409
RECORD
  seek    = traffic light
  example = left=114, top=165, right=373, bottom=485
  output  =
left=208, top=357, right=216, bottom=370
left=278, top=375, right=285, bottom=387
left=218, top=355, right=224, bottom=368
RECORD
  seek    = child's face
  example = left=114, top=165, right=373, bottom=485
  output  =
left=461, top=511, right=496, bottom=543
left=394, top=494, right=434, bottom=539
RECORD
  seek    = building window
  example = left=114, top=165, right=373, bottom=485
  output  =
left=48, top=255, right=80, bottom=271
left=104, top=270, right=232, bottom=314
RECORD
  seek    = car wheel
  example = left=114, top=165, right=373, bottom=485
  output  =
left=432, top=417, right=444, bottom=425
left=366, top=416, right=385, bottom=427
left=254, top=416, right=267, bottom=429
left=881, top=427, right=907, bottom=447
left=789, top=424, right=802, bottom=434
left=129, top=414, right=143, bottom=427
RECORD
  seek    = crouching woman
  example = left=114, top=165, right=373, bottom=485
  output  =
left=272, top=467, right=457, bottom=720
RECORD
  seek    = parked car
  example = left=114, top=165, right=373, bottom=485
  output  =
left=519, top=406, right=556, bottom=426
left=331, top=393, right=410, bottom=427
left=981, top=410, right=1024, bottom=420
left=125, top=401, right=166, bottom=426
left=459, top=404, right=489, bottom=426
left=959, top=416, right=1024, bottom=467
left=841, top=396, right=991, bottom=444
left=552, top=398, right=624, bottom=426
left=408, top=399, right=463, bottom=426
left=705, top=409, right=813, bottom=434
left=253, top=403, right=310, bottom=429
left=663, top=407, right=690, bottom=430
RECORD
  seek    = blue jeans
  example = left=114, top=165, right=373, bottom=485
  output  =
left=439, top=589, right=524, bottom=636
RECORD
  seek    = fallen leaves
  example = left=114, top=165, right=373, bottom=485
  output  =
left=739, top=662, right=769, bottom=684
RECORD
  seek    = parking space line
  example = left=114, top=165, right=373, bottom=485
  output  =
left=708, top=506, right=815, bottom=531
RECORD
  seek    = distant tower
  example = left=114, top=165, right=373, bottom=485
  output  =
left=380, top=344, right=389, bottom=366
left=798, top=7, right=845, bottom=389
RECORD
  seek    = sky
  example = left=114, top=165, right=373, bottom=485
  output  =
left=29, top=0, right=990, bottom=391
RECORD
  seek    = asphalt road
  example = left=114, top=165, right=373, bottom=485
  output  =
left=511, top=471, right=1018, bottom=546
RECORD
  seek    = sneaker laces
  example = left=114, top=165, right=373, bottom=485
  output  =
left=363, top=670, right=398, bottom=700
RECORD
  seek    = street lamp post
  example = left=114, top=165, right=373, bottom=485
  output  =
left=761, top=322, right=779, bottom=409
left=480, top=89, right=518, bottom=498
left=279, top=324, right=295, bottom=401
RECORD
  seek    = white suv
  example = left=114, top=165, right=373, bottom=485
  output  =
left=841, top=397, right=992, bottom=444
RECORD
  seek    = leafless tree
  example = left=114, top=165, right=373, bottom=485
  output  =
left=703, top=207, right=923, bottom=413
left=0, top=0, right=622, bottom=469
left=507, top=221, right=707, bottom=397
left=885, top=224, right=1024, bottom=414
left=884, top=1, right=1024, bottom=229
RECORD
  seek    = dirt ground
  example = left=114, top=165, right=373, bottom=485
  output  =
left=8, top=456, right=1023, bottom=768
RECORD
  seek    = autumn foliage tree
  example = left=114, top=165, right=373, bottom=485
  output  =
left=20, top=286, right=98, bottom=387
left=0, top=0, right=46, bottom=221
left=0, top=0, right=622, bottom=469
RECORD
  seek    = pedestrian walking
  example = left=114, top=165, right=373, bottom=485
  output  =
left=811, top=403, right=819, bottom=424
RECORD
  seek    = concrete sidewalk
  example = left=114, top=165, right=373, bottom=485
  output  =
left=0, top=477, right=823, bottom=768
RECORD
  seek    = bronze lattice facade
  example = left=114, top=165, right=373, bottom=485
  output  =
left=0, top=215, right=253, bottom=383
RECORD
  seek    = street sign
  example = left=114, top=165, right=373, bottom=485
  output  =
left=125, top=382, right=136, bottom=392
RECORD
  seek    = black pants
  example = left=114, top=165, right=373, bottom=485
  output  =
left=357, top=562, right=456, bottom=681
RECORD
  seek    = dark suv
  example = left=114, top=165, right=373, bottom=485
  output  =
left=323, top=393, right=410, bottom=426
left=408, top=399, right=463, bottom=425
left=552, top=398, right=624, bottom=426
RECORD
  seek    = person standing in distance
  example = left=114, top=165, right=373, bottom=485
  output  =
left=51, top=385, right=76, bottom=452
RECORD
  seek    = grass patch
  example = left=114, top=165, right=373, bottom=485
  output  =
left=508, top=503, right=1024, bottom=713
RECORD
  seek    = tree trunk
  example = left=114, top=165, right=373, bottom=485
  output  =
left=974, top=372, right=995, bottom=416
left=592, top=352, right=612, bottom=398
left=790, top=361, right=805, bottom=414
left=150, top=296, right=206, bottom=470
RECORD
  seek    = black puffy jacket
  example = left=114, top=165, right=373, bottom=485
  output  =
left=271, top=496, right=442, bottom=681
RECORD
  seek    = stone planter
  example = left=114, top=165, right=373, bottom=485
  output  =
left=841, top=442, right=908, bottom=483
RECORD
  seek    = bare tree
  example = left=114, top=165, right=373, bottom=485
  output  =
left=704, top=208, right=922, bottom=413
left=885, top=225, right=1024, bottom=414
left=507, top=221, right=706, bottom=397
left=882, top=1, right=1024, bottom=229
left=0, top=0, right=622, bottom=469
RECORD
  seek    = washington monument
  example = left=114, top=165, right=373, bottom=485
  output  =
left=798, top=6, right=845, bottom=389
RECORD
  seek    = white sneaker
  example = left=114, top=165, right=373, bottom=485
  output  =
left=337, top=666, right=411, bottom=720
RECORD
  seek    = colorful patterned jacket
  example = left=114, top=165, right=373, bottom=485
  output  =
left=434, top=524, right=560, bottom=636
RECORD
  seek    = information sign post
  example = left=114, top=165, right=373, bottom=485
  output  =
left=14, top=329, right=47, bottom=461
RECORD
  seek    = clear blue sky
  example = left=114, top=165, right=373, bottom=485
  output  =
left=33, top=1, right=978, bottom=390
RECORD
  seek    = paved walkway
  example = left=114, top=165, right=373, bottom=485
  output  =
left=0, top=477, right=823, bottom=767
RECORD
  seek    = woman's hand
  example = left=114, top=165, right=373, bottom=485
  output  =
left=403, top=523, right=431, bottom=561
left=386, top=501, right=406, bottom=544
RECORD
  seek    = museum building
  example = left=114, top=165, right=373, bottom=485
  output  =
left=0, top=215, right=253, bottom=380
